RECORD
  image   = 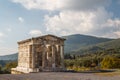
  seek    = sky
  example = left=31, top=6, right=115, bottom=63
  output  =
left=0, top=0, right=120, bottom=55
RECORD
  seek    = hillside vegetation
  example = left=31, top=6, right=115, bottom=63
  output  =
left=71, top=38, right=120, bottom=54
left=63, top=34, right=113, bottom=53
left=0, top=53, right=18, bottom=60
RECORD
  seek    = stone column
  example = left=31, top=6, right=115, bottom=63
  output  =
left=42, top=41, right=47, bottom=68
left=18, top=46, right=21, bottom=67
left=60, top=45, right=65, bottom=68
left=32, top=44, right=35, bottom=69
left=42, top=46, right=46, bottom=68
left=56, top=45, right=60, bottom=67
left=52, top=45, right=56, bottom=68
left=46, top=45, right=50, bottom=60
left=56, top=45, right=58, bottom=51
left=28, top=45, right=31, bottom=68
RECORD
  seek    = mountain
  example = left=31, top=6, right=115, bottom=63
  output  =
left=0, top=53, right=18, bottom=60
left=71, top=38, right=120, bottom=54
left=63, top=34, right=113, bottom=53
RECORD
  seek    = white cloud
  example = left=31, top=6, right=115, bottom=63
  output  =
left=18, top=17, right=24, bottom=23
left=114, top=31, right=120, bottom=37
left=0, top=32, right=4, bottom=37
left=12, top=0, right=111, bottom=11
left=29, top=30, right=42, bottom=37
left=45, top=11, right=93, bottom=35
left=100, top=19, right=120, bottom=38
left=0, top=32, right=6, bottom=43
left=12, top=0, right=120, bottom=38
left=12, top=0, right=62, bottom=11
left=44, top=7, right=120, bottom=38
left=45, top=8, right=113, bottom=36
left=102, top=19, right=120, bottom=27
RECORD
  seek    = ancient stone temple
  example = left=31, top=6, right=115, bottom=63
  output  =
left=11, top=34, right=66, bottom=74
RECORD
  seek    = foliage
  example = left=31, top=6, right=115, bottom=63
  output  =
left=101, top=56, right=120, bottom=69
left=65, top=47, right=120, bottom=71
left=4, top=61, right=17, bottom=73
left=0, top=65, right=2, bottom=73
left=0, top=61, right=17, bottom=74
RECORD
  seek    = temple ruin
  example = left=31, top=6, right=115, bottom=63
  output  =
left=11, top=34, right=66, bottom=74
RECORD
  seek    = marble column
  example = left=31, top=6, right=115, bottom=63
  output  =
left=60, top=45, right=65, bottom=68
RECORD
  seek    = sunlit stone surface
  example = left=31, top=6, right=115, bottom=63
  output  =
left=11, top=34, right=66, bottom=74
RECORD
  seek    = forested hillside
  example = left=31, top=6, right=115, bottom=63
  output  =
left=63, top=34, right=113, bottom=53
left=71, top=38, right=120, bottom=54
left=0, top=53, right=18, bottom=60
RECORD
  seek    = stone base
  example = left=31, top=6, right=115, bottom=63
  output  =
left=11, top=67, right=66, bottom=74
left=11, top=67, right=39, bottom=74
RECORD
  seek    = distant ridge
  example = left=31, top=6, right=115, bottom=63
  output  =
left=63, top=34, right=113, bottom=53
left=0, top=53, right=18, bottom=60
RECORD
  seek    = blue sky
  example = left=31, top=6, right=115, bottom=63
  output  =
left=0, top=0, right=120, bottom=55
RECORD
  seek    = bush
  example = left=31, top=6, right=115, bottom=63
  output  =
left=101, top=56, right=120, bottom=69
left=4, top=62, right=17, bottom=73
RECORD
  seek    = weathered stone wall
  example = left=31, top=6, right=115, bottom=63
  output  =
left=18, top=41, right=32, bottom=68
left=12, top=35, right=65, bottom=74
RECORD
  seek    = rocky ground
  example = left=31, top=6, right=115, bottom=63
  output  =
left=0, top=72, right=120, bottom=80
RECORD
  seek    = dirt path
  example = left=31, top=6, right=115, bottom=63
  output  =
left=0, top=72, right=120, bottom=80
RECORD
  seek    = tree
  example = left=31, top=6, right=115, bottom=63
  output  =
left=0, top=65, right=2, bottom=73
left=64, top=60, right=74, bottom=67
left=101, top=56, right=120, bottom=69
left=4, top=62, right=17, bottom=73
